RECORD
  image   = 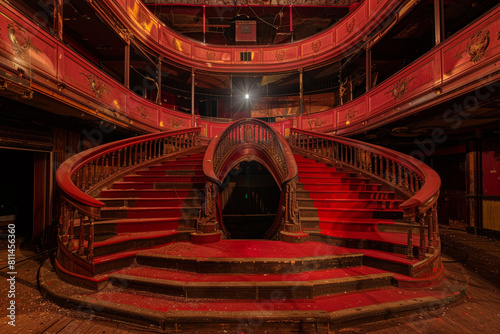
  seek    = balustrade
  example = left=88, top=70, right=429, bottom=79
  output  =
left=56, top=129, right=200, bottom=265
left=289, top=129, right=441, bottom=258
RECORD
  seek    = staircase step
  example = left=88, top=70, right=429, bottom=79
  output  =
left=111, top=182, right=205, bottom=190
left=299, top=183, right=381, bottom=191
left=148, top=164, right=203, bottom=171
left=108, top=267, right=393, bottom=299
left=301, top=217, right=397, bottom=232
left=297, top=190, right=395, bottom=200
left=298, top=171, right=356, bottom=177
left=95, top=217, right=196, bottom=233
left=136, top=240, right=364, bottom=274
left=135, top=170, right=204, bottom=176
left=100, top=189, right=198, bottom=199
left=123, top=175, right=206, bottom=183
left=298, top=198, right=402, bottom=209
left=100, top=206, right=201, bottom=219
left=300, top=207, right=403, bottom=219
left=100, top=197, right=202, bottom=208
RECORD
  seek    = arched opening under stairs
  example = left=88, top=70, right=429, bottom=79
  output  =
left=220, top=160, right=281, bottom=239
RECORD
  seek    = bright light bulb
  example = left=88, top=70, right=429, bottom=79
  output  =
left=245, top=94, right=249, bottom=99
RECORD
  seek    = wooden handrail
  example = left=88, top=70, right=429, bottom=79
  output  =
left=289, top=128, right=441, bottom=258
left=56, top=127, right=200, bottom=262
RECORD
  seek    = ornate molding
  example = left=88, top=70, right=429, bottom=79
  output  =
left=7, top=23, right=40, bottom=58
left=168, top=116, right=185, bottom=129
left=173, top=38, right=183, bottom=52
left=346, top=18, right=355, bottom=34
left=80, top=73, right=111, bottom=99
left=311, top=40, right=321, bottom=54
left=466, top=30, right=490, bottom=63
left=206, top=50, right=216, bottom=61
left=385, top=76, right=416, bottom=100
left=275, top=50, right=285, bottom=62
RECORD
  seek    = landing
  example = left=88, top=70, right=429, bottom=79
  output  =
left=140, top=240, right=356, bottom=259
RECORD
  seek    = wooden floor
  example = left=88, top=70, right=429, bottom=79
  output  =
left=0, top=231, right=499, bottom=334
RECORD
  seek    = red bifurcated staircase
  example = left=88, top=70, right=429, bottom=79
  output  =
left=44, top=126, right=462, bottom=331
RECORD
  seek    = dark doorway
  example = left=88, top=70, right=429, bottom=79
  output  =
left=431, top=153, right=467, bottom=229
left=220, top=161, right=281, bottom=239
left=0, top=148, right=35, bottom=238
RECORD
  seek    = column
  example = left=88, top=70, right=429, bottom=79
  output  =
left=434, top=0, right=445, bottom=45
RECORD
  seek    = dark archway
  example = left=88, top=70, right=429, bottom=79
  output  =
left=220, top=161, right=281, bottom=239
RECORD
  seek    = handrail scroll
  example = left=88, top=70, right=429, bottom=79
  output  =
left=56, top=128, right=200, bottom=266
left=289, top=128, right=441, bottom=259
left=198, top=119, right=307, bottom=242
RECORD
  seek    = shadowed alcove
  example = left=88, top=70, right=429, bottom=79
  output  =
left=220, top=160, right=281, bottom=239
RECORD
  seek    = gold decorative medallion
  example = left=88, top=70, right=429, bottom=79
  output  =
left=346, top=19, right=355, bottom=34
left=275, top=50, right=285, bottom=62
left=466, top=30, right=490, bottom=63
left=7, top=23, right=40, bottom=58
left=307, top=117, right=326, bottom=129
left=311, top=40, right=321, bottom=53
left=344, top=108, right=357, bottom=120
left=206, top=50, right=216, bottom=60
left=137, top=106, right=150, bottom=119
left=168, top=116, right=184, bottom=129
left=385, top=76, right=416, bottom=100
left=80, top=73, right=111, bottom=99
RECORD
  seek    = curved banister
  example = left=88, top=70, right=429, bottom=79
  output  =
left=197, top=119, right=303, bottom=241
left=289, top=128, right=441, bottom=210
left=289, top=128, right=441, bottom=258
left=56, top=127, right=201, bottom=263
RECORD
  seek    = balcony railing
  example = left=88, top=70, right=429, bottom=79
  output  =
left=56, top=128, right=200, bottom=264
left=289, top=128, right=441, bottom=259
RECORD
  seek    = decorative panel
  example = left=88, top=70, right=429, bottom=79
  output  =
left=128, top=95, right=159, bottom=126
left=160, top=110, right=191, bottom=130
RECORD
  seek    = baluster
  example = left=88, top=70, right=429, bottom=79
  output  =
left=397, top=165, right=403, bottom=188
left=373, top=154, right=378, bottom=176
left=129, top=146, right=133, bottom=166
left=409, top=173, right=415, bottom=193
left=432, top=204, right=438, bottom=245
left=406, top=215, right=415, bottom=259
left=60, top=204, right=68, bottom=243
left=391, top=160, right=396, bottom=185
left=68, top=207, right=75, bottom=245
left=418, top=212, right=426, bottom=260
left=87, top=217, right=95, bottom=261
left=78, top=214, right=85, bottom=256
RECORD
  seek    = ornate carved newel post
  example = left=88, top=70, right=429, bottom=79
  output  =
left=280, top=177, right=309, bottom=243
left=191, top=180, right=222, bottom=243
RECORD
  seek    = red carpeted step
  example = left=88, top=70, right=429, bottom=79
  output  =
left=299, top=198, right=402, bottom=209
left=298, top=171, right=356, bottom=177
left=109, top=266, right=390, bottom=283
left=301, top=207, right=402, bottom=219
left=99, top=197, right=201, bottom=208
left=80, top=284, right=452, bottom=313
left=134, top=170, right=204, bottom=176
left=310, top=218, right=396, bottom=232
left=148, top=164, right=203, bottom=171
left=100, top=189, right=195, bottom=199
left=100, top=206, right=200, bottom=219
left=298, top=177, right=369, bottom=184
left=96, top=217, right=193, bottom=233
left=107, top=267, right=394, bottom=299
left=111, top=181, right=205, bottom=189
left=300, top=190, right=395, bottom=200
left=139, top=240, right=358, bottom=259
left=123, top=175, right=206, bottom=183
left=301, top=183, right=381, bottom=191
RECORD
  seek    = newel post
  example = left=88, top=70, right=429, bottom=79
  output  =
left=404, top=208, right=415, bottom=259
left=191, top=180, right=222, bottom=243
left=280, top=178, right=309, bottom=243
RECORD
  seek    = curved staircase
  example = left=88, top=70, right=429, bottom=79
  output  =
left=43, top=125, right=463, bottom=332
